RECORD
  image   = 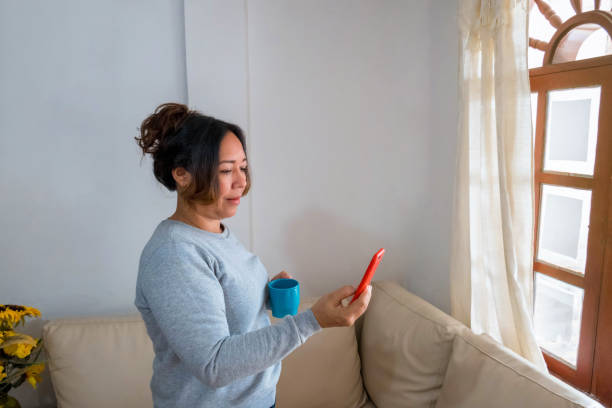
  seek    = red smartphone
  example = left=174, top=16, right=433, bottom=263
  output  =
left=349, top=248, right=385, bottom=305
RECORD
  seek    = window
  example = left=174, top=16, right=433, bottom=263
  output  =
left=528, top=1, right=612, bottom=405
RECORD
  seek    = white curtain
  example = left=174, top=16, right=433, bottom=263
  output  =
left=450, top=0, right=547, bottom=371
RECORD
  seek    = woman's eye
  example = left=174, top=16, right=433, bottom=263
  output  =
left=220, top=168, right=248, bottom=174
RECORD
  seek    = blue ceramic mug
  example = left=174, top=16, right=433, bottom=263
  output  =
left=268, top=278, right=300, bottom=318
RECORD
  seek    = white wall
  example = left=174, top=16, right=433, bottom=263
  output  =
left=184, top=0, right=253, bottom=246
left=247, top=0, right=432, bottom=297
left=0, top=1, right=187, bottom=406
left=185, top=0, right=458, bottom=308
left=1, top=1, right=457, bottom=406
left=417, top=0, right=459, bottom=316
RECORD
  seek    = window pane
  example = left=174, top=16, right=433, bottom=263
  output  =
left=544, top=87, right=600, bottom=176
left=553, top=24, right=612, bottom=64
left=576, top=28, right=612, bottom=61
left=537, top=184, right=591, bottom=273
left=534, top=272, right=584, bottom=367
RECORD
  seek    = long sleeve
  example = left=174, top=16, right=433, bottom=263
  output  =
left=139, top=241, right=321, bottom=389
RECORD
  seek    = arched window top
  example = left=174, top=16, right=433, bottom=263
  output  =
left=529, top=0, right=612, bottom=68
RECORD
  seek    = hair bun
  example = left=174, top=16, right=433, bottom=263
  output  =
left=136, top=102, right=192, bottom=155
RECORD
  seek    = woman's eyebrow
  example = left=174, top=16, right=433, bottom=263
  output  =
left=219, top=158, right=247, bottom=164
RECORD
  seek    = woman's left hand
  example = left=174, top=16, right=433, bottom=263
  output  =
left=271, top=270, right=292, bottom=281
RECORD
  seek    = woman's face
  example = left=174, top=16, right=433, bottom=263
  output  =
left=210, top=131, right=248, bottom=219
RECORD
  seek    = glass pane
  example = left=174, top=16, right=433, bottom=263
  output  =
left=553, top=24, right=612, bottom=64
left=534, top=273, right=584, bottom=367
left=537, top=184, right=591, bottom=273
left=544, top=87, right=600, bottom=176
left=576, top=28, right=612, bottom=60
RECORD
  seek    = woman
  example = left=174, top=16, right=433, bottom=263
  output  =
left=134, top=102, right=372, bottom=408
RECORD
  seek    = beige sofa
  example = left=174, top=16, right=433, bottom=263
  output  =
left=42, top=280, right=603, bottom=408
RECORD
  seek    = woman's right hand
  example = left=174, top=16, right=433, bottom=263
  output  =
left=310, top=285, right=372, bottom=329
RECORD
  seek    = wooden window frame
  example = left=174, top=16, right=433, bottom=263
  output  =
left=530, top=16, right=612, bottom=404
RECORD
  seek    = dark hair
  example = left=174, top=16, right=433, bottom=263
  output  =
left=135, top=102, right=251, bottom=205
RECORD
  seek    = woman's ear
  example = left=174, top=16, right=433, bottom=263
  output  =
left=171, top=167, right=192, bottom=190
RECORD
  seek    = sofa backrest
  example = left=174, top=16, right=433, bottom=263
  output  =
left=434, top=326, right=604, bottom=408
left=358, top=280, right=465, bottom=408
left=42, top=298, right=371, bottom=408
left=42, top=315, right=154, bottom=408
left=272, top=297, right=370, bottom=408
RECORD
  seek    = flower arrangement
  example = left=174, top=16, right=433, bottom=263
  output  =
left=0, top=305, right=45, bottom=408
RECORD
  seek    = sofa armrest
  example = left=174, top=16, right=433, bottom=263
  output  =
left=42, top=315, right=154, bottom=408
left=359, top=280, right=465, bottom=408
left=434, top=327, right=604, bottom=408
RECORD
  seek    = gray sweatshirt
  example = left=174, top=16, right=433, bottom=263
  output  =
left=134, top=219, right=322, bottom=408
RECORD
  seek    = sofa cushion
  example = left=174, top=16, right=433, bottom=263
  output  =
left=359, top=280, right=465, bottom=408
left=434, top=327, right=603, bottom=408
left=42, top=315, right=154, bottom=408
left=271, top=297, right=370, bottom=408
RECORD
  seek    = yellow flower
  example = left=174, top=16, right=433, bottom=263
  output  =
left=4, top=343, right=34, bottom=359
left=24, top=363, right=44, bottom=389
left=0, top=330, right=16, bottom=341
left=24, top=306, right=41, bottom=318
left=0, top=309, right=20, bottom=329
left=0, top=305, right=41, bottom=329
left=0, top=365, right=6, bottom=381
left=1, top=333, right=37, bottom=359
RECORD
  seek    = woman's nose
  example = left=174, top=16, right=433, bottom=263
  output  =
left=233, top=168, right=247, bottom=187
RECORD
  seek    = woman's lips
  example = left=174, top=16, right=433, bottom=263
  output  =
left=227, top=197, right=240, bottom=205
